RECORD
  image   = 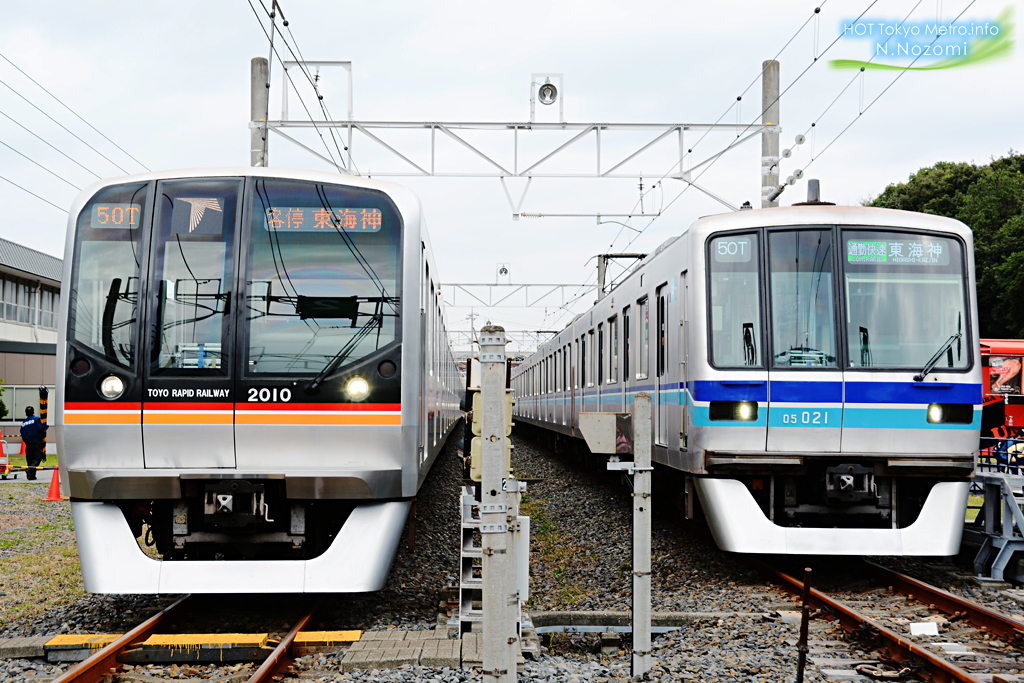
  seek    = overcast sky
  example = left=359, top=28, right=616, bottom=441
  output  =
left=0, top=0, right=1019, bottom=341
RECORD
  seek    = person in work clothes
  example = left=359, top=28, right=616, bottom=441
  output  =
left=21, top=406, right=48, bottom=481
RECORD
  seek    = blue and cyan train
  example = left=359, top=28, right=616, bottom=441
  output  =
left=513, top=202, right=979, bottom=555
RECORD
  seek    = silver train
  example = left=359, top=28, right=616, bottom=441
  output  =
left=56, top=167, right=461, bottom=593
left=513, top=203, right=979, bottom=555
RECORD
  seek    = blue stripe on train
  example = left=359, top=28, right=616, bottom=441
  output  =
left=691, top=380, right=981, bottom=405
left=845, top=381, right=982, bottom=405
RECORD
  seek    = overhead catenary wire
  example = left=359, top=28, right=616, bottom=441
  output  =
left=787, top=0, right=926, bottom=168
left=0, top=136, right=80, bottom=189
left=0, top=173, right=68, bottom=213
left=799, top=0, right=977, bottom=176
left=0, top=51, right=149, bottom=172
left=0, top=107, right=102, bottom=179
left=246, top=0, right=350, bottom=175
left=277, top=3, right=359, bottom=176
left=604, top=1, right=832, bottom=251
left=610, top=0, right=881, bottom=261
left=0, top=77, right=131, bottom=175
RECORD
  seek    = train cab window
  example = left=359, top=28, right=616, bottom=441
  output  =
left=708, top=233, right=762, bottom=367
left=608, top=316, right=618, bottom=383
left=245, top=178, right=401, bottom=375
left=150, top=178, right=241, bottom=373
left=637, top=298, right=650, bottom=378
left=68, top=181, right=149, bottom=368
left=768, top=230, right=837, bottom=367
left=843, top=229, right=969, bottom=369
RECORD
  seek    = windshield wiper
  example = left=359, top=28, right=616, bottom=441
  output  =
left=913, top=314, right=963, bottom=382
left=306, top=313, right=383, bottom=392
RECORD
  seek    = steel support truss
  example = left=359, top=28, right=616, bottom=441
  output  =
left=443, top=283, right=596, bottom=309
left=259, top=119, right=777, bottom=181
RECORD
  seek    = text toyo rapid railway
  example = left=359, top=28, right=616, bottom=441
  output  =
left=56, top=167, right=462, bottom=593
left=513, top=194, right=981, bottom=555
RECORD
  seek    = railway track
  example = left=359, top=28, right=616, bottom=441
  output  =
left=48, top=596, right=323, bottom=683
left=759, top=560, right=1024, bottom=683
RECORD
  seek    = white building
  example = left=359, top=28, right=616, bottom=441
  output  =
left=0, top=236, right=61, bottom=452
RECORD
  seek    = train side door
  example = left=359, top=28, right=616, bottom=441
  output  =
left=765, top=227, right=842, bottom=452
left=679, top=272, right=688, bottom=449
left=141, top=178, right=243, bottom=468
left=655, top=285, right=669, bottom=446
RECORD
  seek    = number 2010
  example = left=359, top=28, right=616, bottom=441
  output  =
left=248, top=387, right=291, bottom=402
left=782, top=411, right=827, bottom=425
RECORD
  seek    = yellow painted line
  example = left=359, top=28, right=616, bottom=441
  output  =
left=64, top=414, right=140, bottom=425
left=143, top=414, right=233, bottom=425
left=144, top=633, right=269, bottom=647
left=235, top=414, right=401, bottom=426
left=46, top=634, right=119, bottom=648
left=294, top=630, right=361, bottom=644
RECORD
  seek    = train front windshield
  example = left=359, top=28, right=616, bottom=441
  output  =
left=843, top=229, right=967, bottom=369
left=67, top=177, right=402, bottom=379
left=247, top=178, right=401, bottom=375
left=708, top=227, right=970, bottom=371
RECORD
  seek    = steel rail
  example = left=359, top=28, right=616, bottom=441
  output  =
left=246, top=598, right=323, bottom=683
left=864, top=560, right=1024, bottom=645
left=49, top=594, right=192, bottom=683
left=760, top=564, right=983, bottom=683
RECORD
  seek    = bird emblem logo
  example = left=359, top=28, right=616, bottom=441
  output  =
left=178, top=198, right=224, bottom=232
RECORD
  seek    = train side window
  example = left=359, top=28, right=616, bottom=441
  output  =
left=587, top=331, right=595, bottom=387
left=657, top=289, right=667, bottom=377
left=637, top=298, right=650, bottom=379
left=580, top=335, right=586, bottom=387
left=608, top=316, right=618, bottom=383
left=622, top=307, right=630, bottom=381
left=708, top=233, right=763, bottom=367
left=597, top=324, right=604, bottom=388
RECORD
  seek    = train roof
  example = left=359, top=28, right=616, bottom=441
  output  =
left=691, top=204, right=972, bottom=236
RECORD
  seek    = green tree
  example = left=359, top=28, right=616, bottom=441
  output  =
left=869, top=151, right=1024, bottom=338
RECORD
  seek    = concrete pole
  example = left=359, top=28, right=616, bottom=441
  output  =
left=251, top=57, right=270, bottom=167
left=479, top=326, right=515, bottom=683
left=632, top=393, right=652, bottom=676
left=760, top=60, right=780, bottom=208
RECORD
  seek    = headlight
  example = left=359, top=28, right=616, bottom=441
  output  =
left=926, top=402, right=973, bottom=424
left=346, top=376, right=370, bottom=401
left=709, top=400, right=759, bottom=422
left=100, top=375, right=125, bottom=399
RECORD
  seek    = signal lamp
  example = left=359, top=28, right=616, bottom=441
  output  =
left=538, top=82, right=558, bottom=105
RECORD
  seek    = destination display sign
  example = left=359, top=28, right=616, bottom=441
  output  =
left=846, top=238, right=950, bottom=266
left=89, top=203, right=142, bottom=229
left=263, top=207, right=382, bottom=232
left=712, top=235, right=753, bottom=263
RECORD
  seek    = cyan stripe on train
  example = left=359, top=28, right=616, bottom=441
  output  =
left=522, top=380, right=982, bottom=431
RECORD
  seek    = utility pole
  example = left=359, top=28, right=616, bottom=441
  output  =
left=761, top=59, right=780, bottom=208
left=251, top=57, right=270, bottom=167
left=479, top=325, right=516, bottom=683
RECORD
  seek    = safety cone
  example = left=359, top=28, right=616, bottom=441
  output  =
left=44, top=466, right=63, bottom=501
left=19, top=440, right=26, bottom=455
